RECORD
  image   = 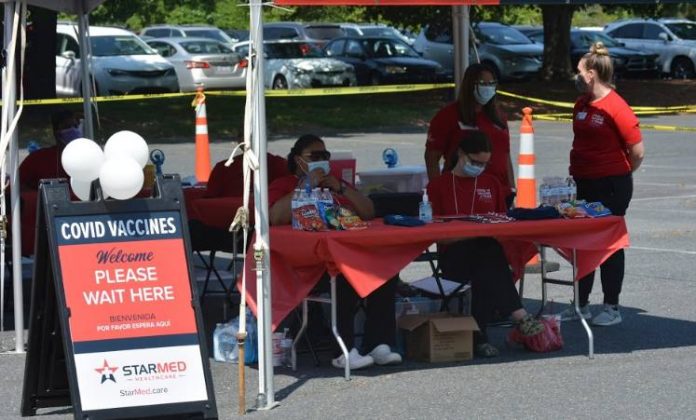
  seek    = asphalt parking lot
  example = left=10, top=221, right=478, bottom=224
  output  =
left=2, top=114, right=696, bottom=419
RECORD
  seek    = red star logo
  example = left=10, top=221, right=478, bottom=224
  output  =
left=94, top=359, right=118, bottom=384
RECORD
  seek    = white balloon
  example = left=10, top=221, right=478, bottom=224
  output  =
left=61, top=138, right=104, bottom=182
left=99, top=156, right=144, bottom=200
left=104, top=130, right=149, bottom=168
left=70, top=178, right=92, bottom=201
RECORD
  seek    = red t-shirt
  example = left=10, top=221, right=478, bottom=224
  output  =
left=427, top=171, right=507, bottom=216
left=570, top=90, right=642, bottom=179
left=426, top=102, right=511, bottom=192
left=19, top=146, right=67, bottom=191
left=268, top=174, right=353, bottom=222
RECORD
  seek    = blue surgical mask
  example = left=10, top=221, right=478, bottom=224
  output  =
left=474, top=84, right=496, bottom=105
left=462, top=161, right=485, bottom=177
left=306, top=160, right=330, bottom=175
left=56, top=127, right=82, bottom=144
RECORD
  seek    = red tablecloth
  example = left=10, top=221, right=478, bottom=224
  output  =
left=242, top=217, right=629, bottom=330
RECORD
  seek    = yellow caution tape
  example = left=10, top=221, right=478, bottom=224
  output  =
left=497, top=89, right=696, bottom=114
left=535, top=112, right=696, bottom=132
left=207, top=83, right=454, bottom=97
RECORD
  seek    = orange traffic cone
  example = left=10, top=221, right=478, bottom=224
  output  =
left=517, top=107, right=539, bottom=265
left=192, top=85, right=212, bottom=183
left=517, top=107, right=536, bottom=209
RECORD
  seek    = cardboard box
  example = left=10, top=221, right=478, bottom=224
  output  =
left=397, top=313, right=479, bottom=363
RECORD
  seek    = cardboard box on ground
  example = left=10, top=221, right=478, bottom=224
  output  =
left=398, top=313, right=480, bottom=363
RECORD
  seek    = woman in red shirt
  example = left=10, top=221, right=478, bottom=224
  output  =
left=560, top=42, right=645, bottom=327
left=427, top=131, right=543, bottom=357
left=269, top=134, right=400, bottom=370
left=425, top=63, right=515, bottom=207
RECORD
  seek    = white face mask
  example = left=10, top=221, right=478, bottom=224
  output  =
left=474, top=84, right=496, bottom=105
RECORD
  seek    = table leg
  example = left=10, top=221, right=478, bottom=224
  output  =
left=536, top=246, right=549, bottom=318
left=330, top=276, right=351, bottom=381
left=291, top=299, right=309, bottom=371
left=572, top=249, right=594, bottom=359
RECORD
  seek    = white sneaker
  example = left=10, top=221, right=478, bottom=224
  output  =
left=368, top=344, right=402, bottom=366
left=331, top=348, right=374, bottom=370
left=592, top=304, right=622, bottom=327
left=557, top=302, right=592, bottom=321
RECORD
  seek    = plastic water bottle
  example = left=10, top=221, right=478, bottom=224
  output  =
left=213, top=323, right=238, bottom=363
left=280, top=328, right=293, bottom=367
left=291, top=188, right=302, bottom=230
left=419, top=189, right=433, bottom=223
left=566, top=176, right=577, bottom=202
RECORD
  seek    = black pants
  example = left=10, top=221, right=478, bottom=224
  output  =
left=576, top=174, right=633, bottom=306
left=439, top=237, right=523, bottom=344
left=313, top=273, right=397, bottom=355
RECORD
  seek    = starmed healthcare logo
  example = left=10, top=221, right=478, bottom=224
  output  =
left=95, top=359, right=119, bottom=384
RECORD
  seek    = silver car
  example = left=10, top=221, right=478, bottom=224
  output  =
left=147, top=37, right=246, bottom=91
left=605, top=18, right=696, bottom=79
left=232, top=40, right=356, bottom=89
left=56, top=23, right=179, bottom=97
left=413, top=22, right=543, bottom=81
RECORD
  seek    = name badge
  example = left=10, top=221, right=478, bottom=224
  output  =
left=576, top=111, right=588, bottom=120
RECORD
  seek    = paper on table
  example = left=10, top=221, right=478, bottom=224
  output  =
left=410, top=276, right=470, bottom=296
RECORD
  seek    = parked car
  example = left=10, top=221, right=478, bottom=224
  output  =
left=263, top=22, right=345, bottom=47
left=324, top=36, right=443, bottom=85
left=605, top=18, right=696, bottom=79
left=521, top=27, right=659, bottom=77
left=56, top=23, right=179, bottom=97
left=232, top=40, right=356, bottom=89
left=141, top=25, right=237, bottom=48
left=146, top=37, right=246, bottom=91
left=413, top=22, right=543, bottom=80
left=225, top=29, right=250, bottom=43
left=339, top=23, right=414, bottom=44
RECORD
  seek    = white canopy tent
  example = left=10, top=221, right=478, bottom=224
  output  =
left=0, top=0, right=106, bottom=354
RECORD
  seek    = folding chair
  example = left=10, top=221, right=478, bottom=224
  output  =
left=369, top=192, right=471, bottom=313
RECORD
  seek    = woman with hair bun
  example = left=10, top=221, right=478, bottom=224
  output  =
left=558, top=42, right=645, bottom=326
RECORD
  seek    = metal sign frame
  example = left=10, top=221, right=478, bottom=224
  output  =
left=20, top=175, right=217, bottom=419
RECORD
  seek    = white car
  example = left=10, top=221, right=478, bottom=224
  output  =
left=56, top=23, right=179, bottom=97
left=147, top=37, right=246, bottom=91
left=232, top=40, right=356, bottom=89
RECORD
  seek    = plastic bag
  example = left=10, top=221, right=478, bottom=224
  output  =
left=213, top=308, right=258, bottom=365
left=507, top=317, right=563, bottom=352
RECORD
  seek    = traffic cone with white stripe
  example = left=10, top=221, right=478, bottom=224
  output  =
left=193, top=85, right=212, bottom=183
left=517, top=107, right=536, bottom=208
left=518, top=107, right=539, bottom=265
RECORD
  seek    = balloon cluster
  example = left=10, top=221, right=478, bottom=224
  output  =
left=61, top=131, right=149, bottom=201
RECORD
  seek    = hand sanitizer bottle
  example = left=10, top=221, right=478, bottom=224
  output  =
left=419, top=189, right=433, bottom=223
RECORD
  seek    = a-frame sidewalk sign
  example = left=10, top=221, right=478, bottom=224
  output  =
left=21, top=175, right=218, bottom=419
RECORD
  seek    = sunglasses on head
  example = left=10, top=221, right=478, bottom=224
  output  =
left=303, top=150, right=331, bottom=161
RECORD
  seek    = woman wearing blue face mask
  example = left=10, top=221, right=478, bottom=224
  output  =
left=427, top=131, right=543, bottom=357
left=425, top=63, right=516, bottom=208
left=268, top=134, right=400, bottom=370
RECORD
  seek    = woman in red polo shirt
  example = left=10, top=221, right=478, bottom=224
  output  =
left=268, top=134, right=401, bottom=370
left=559, top=42, right=645, bottom=327
left=427, top=131, right=543, bottom=358
left=425, top=63, right=515, bottom=207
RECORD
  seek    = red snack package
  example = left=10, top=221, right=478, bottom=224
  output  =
left=507, top=317, right=564, bottom=352
left=292, top=204, right=328, bottom=231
